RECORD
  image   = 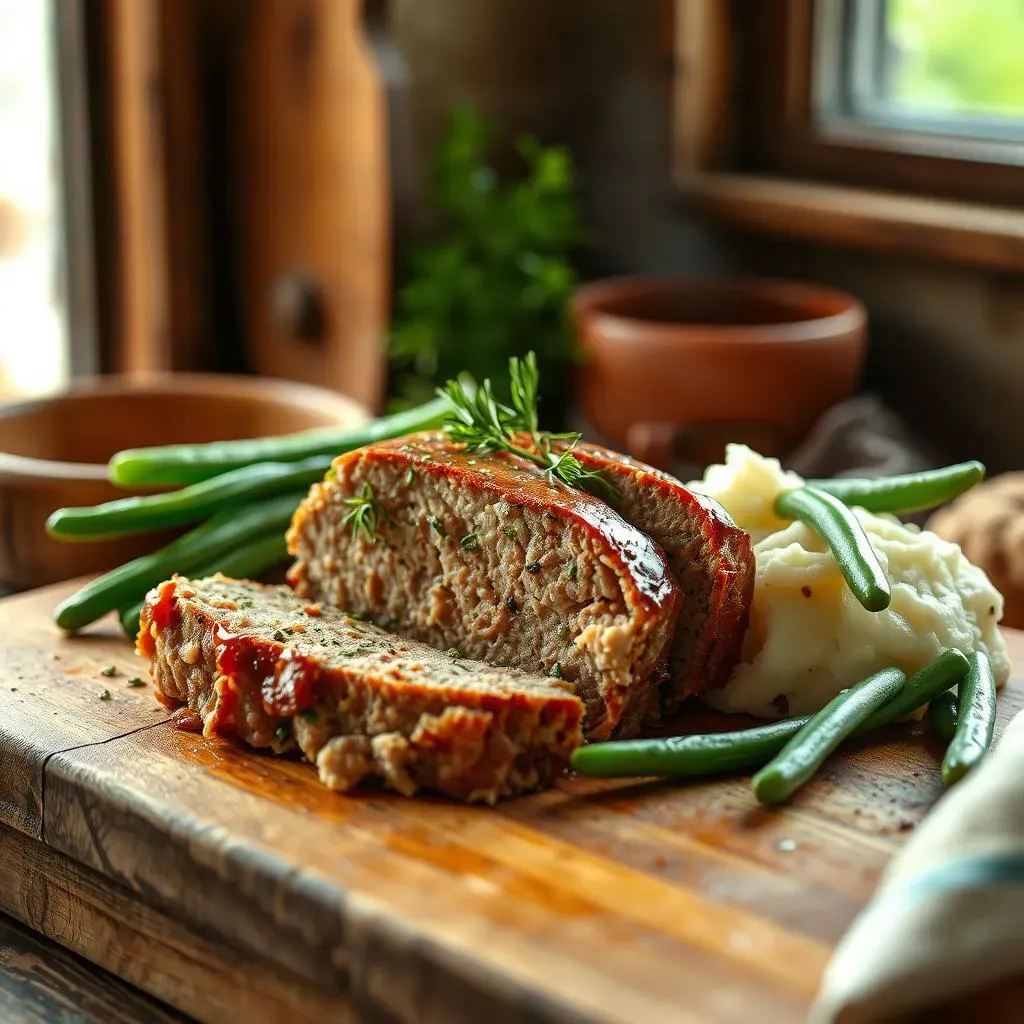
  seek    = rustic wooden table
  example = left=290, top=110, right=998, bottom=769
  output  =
left=0, top=913, right=190, bottom=1023
left=2, top=579, right=1024, bottom=1023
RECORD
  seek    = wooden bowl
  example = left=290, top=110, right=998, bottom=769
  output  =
left=570, top=277, right=866, bottom=467
left=0, top=374, right=369, bottom=591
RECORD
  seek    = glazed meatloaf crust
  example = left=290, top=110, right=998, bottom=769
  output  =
left=572, top=444, right=755, bottom=704
left=286, top=432, right=682, bottom=739
left=138, top=575, right=584, bottom=802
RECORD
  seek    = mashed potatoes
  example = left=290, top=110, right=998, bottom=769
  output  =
left=690, top=446, right=1011, bottom=718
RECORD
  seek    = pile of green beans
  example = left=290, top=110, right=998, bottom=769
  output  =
left=49, top=396, right=452, bottom=633
left=774, top=462, right=986, bottom=614
left=572, top=650, right=973, bottom=802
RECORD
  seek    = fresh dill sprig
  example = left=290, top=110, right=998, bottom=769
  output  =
left=342, top=482, right=389, bottom=542
left=437, top=352, right=617, bottom=499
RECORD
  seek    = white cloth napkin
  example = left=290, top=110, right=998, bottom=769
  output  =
left=812, top=707, right=1024, bottom=1022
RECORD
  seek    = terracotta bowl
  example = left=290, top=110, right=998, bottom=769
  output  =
left=0, top=373, right=368, bottom=591
left=570, top=276, right=866, bottom=467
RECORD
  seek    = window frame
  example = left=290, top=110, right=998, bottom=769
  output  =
left=672, top=0, right=1024, bottom=272
left=738, top=0, right=1024, bottom=208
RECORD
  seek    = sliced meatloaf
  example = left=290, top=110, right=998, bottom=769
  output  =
left=137, top=575, right=584, bottom=802
left=286, top=432, right=682, bottom=739
left=570, top=443, right=754, bottom=705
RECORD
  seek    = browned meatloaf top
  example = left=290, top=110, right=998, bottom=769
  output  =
left=137, top=575, right=584, bottom=802
left=286, top=432, right=682, bottom=740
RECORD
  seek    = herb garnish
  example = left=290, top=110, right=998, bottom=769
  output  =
left=460, top=532, right=479, bottom=551
left=549, top=662, right=563, bottom=679
left=343, top=482, right=389, bottom=543
left=427, top=515, right=446, bottom=537
left=100, top=665, right=119, bottom=678
left=126, top=677, right=146, bottom=688
left=275, top=723, right=289, bottom=742
left=439, top=352, right=617, bottom=499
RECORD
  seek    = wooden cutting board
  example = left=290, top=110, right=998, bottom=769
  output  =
left=1, top=580, right=1022, bottom=1024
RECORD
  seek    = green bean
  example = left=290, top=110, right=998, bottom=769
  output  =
left=929, top=691, right=959, bottom=742
left=752, top=668, right=907, bottom=805
left=118, top=532, right=290, bottom=638
left=943, top=651, right=997, bottom=785
left=108, top=395, right=452, bottom=487
left=119, top=602, right=144, bottom=638
left=855, top=649, right=970, bottom=733
left=54, top=491, right=303, bottom=632
left=49, top=455, right=332, bottom=540
left=807, top=461, right=985, bottom=515
left=570, top=717, right=812, bottom=779
left=573, top=651, right=972, bottom=783
left=774, top=486, right=891, bottom=612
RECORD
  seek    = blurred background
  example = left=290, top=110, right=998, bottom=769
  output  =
left=2, top=0, right=1024, bottom=470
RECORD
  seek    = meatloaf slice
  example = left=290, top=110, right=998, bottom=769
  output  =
left=571, top=443, right=754, bottom=704
left=286, top=432, right=682, bottom=740
left=137, top=575, right=584, bottom=802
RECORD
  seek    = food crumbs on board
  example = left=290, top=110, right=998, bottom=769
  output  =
left=97, top=689, right=112, bottom=700
left=126, top=677, right=146, bottom=688
left=100, top=665, right=119, bottom=677
left=652, top=854, right=669, bottom=869
left=778, top=839, right=798, bottom=852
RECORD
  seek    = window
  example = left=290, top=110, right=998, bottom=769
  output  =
left=0, top=0, right=68, bottom=398
left=816, top=0, right=1024, bottom=155
left=673, top=0, right=1024, bottom=270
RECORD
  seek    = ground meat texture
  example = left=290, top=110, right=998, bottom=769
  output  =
left=286, top=433, right=682, bottom=739
left=137, top=575, right=584, bottom=803
left=571, top=443, right=754, bottom=705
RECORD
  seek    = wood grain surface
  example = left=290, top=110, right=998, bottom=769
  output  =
left=0, top=910, right=189, bottom=1024
left=2, top=579, right=1023, bottom=1024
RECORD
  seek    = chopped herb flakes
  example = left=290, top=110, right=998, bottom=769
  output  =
left=503, top=527, right=518, bottom=539
left=100, top=665, right=119, bottom=677
left=273, top=629, right=287, bottom=643
left=505, top=597, right=519, bottom=614
left=444, top=647, right=461, bottom=659
left=549, top=662, right=563, bottom=679
left=568, top=563, right=578, bottom=581
left=428, top=515, right=446, bottom=537
left=526, top=561, right=541, bottom=574
left=126, top=677, right=146, bottom=688
left=460, top=533, right=479, bottom=551
left=97, top=689, right=111, bottom=701
left=300, top=709, right=319, bottom=723
left=275, top=723, right=290, bottom=741
left=405, top=468, right=416, bottom=485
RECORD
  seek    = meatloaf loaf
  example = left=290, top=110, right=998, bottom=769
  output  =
left=286, top=432, right=682, bottom=739
left=571, top=444, right=754, bottom=704
left=137, top=575, right=584, bottom=802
